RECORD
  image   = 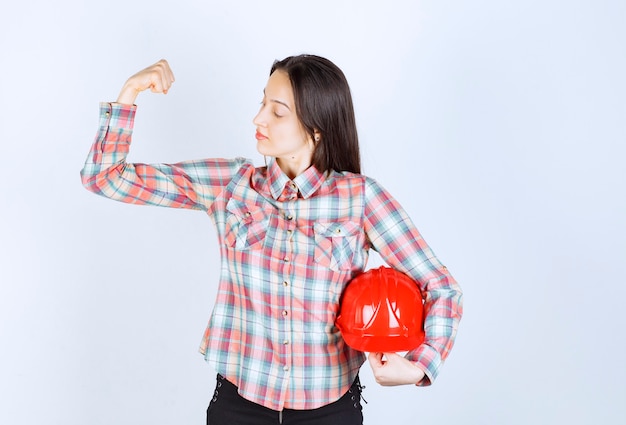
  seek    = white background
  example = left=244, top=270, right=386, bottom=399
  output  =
left=1, top=1, right=624, bottom=424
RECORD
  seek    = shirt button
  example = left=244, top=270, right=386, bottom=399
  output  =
left=286, top=214, right=293, bottom=220
left=283, top=281, right=289, bottom=287
left=282, top=310, right=288, bottom=317
left=283, top=256, right=290, bottom=262
left=283, top=366, right=290, bottom=372
left=283, top=339, right=290, bottom=345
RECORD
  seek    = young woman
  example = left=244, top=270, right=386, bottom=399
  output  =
left=81, top=55, right=463, bottom=425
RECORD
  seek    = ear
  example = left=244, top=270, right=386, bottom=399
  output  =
left=313, top=129, right=321, bottom=143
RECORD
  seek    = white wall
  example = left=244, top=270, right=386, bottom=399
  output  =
left=1, top=1, right=624, bottom=424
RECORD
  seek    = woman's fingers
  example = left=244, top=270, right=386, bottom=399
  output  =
left=117, top=59, right=175, bottom=104
left=151, top=59, right=174, bottom=93
left=368, top=352, right=384, bottom=368
left=367, top=352, right=426, bottom=386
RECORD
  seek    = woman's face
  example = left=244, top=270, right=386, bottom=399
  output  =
left=253, top=70, right=314, bottom=174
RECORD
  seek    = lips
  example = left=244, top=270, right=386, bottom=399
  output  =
left=255, top=131, right=268, bottom=141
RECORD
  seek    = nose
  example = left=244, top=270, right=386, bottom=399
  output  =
left=252, top=108, right=266, bottom=127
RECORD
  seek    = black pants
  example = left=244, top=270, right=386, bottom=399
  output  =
left=206, top=374, right=364, bottom=425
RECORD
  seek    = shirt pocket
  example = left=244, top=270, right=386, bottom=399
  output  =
left=314, top=220, right=361, bottom=272
left=224, top=198, right=269, bottom=250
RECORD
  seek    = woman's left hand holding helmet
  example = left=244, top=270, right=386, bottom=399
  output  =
left=367, top=352, right=426, bottom=386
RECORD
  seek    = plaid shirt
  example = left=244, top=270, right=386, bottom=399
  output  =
left=81, top=103, right=463, bottom=410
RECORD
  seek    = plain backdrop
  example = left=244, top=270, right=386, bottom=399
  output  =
left=1, top=1, right=624, bottom=424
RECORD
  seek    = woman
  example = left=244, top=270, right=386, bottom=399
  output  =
left=81, top=55, right=463, bottom=425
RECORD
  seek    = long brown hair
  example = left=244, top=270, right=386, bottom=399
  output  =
left=270, top=55, right=361, bottom=174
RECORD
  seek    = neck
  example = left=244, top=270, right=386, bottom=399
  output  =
left=276, top=156, right=311, bottom=179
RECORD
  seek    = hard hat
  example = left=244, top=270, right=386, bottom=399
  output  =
left=336, top=266, right=425, bottom=352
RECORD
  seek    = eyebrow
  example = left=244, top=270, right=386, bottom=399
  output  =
left=270, top=99, right=291, bottom=110
left=263, top=89, right=291, bottom=111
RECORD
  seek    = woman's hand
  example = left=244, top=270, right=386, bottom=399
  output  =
left=116, top=59, right=176, bottom=105
left=367, top=352, right=426, bottom=386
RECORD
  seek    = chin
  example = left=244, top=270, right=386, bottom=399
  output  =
left=256, top=146, right=275, bottom=158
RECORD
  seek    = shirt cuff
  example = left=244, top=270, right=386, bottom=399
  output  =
left=99, top=102, right=137, bottom=130
left=405, top=343, right=443, bottom=386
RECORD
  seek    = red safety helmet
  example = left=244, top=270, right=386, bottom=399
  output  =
left=336, top=266, right=425, bottom=352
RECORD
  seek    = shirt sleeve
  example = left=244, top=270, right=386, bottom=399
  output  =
left=80, top=102, right=251, bottom=211
left=363, top=177, right=463, bottom=386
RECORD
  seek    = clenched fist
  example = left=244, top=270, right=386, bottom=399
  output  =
left=116, top=59, right=176, bottom=105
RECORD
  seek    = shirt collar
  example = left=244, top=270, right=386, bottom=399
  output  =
left=267, top=158, right=325, bottom=200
